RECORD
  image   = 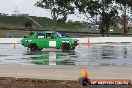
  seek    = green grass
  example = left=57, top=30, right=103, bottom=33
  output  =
left=0, top=15, right=97, bottom=32
left=0, top=15, right=132, bottom=37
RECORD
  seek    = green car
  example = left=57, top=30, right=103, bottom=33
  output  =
left=21, top=31, right=78, bottom=52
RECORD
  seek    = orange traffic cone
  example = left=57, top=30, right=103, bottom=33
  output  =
left=78, top=43, right=82, bottom=48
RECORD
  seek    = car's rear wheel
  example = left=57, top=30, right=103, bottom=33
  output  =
left=70, top=46, right=75, bottom=50
left=61, top=43, right=70, bottom=52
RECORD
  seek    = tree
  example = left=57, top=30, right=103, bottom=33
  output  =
left=115, top=0, right=132, bottom=35
left=99, top=6, right=118, bottom=36
left=74, top=0, right=100, bottom=19
left=74, top=0, right=118, bottom=36
left=35, top=0, right=125, bottom=37
left=35, top=0, right=74, bottom=30
left=99, top=0, right=118, bottom=37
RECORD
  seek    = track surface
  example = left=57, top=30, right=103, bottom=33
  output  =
left=0, top=43, right=132, bottom=66
left=0, top=44, right=132, bottom=81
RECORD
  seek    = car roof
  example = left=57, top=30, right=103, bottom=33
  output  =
left=35, top=31, right=54, bottom=34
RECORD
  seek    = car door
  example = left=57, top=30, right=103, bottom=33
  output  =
left=44, top=33, right=57, bottom=48
left=35, top=33, right=47, bottom=48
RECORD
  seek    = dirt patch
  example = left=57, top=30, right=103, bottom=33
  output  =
left=0, top=77, right=131, bottom=88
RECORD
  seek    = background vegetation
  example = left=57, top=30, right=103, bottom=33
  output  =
left=0, top=0, right=132, bottom=37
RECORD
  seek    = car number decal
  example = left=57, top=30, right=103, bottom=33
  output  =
left=49, top=41, right=56, bottom=47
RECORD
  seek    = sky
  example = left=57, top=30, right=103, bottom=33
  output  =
left=0, top=0, right=51, bottom=17
left=0, top=0, right=88, bottom=22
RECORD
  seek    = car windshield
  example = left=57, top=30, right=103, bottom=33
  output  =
left=54, top=32, right=68, bottom=38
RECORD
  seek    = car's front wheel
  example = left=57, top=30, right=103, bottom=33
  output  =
left=37, top=48, right=43, bottom=51
left=29, top=43, right=43, bottom=51
left=29, top=43, right=38, bottom=51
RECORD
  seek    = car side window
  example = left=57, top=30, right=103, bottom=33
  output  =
left=46, top=33, right=53, bottom=38
left=36, top=33, right=45, bottom=38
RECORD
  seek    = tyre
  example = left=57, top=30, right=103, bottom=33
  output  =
left=80, top=77, right=91, bottom=86
left=61, top=43, right=70, bottom=52
left=70, top=46, right=75, bottom=50
left=37, top=48, right=43, bottom=51
left=29, top=43, right=38, bottom=52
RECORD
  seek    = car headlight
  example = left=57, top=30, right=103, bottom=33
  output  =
left=28, top=40, right=32, bottom=42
